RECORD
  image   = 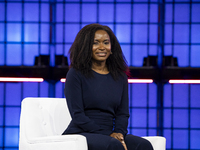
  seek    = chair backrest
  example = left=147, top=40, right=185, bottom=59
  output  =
left=19, top=97, right=71, bottom=140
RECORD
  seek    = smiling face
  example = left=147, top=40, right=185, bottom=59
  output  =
left=92, top=30, right=111, bottom=63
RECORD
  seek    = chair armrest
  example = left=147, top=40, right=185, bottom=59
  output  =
left=142, top=136, right=166, bottom=150
left=20, top=135, right=87, bottom=150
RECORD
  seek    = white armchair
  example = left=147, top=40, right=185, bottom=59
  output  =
left=19, top=97, right=166, bottom=150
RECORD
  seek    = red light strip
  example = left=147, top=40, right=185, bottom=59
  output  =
left=169, top=79, right=200, bottom=84
left=0, top=77, right=44, bottom=82
left=60, top=78, right=153, bottom=83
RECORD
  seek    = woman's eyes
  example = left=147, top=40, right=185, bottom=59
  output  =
left=93, top=41, right=110, bottom=45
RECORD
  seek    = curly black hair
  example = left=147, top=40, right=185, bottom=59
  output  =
left=69, top=23, right=129, bottom=80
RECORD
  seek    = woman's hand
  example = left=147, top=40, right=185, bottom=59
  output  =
left=110, top=132, right=128, bottom=150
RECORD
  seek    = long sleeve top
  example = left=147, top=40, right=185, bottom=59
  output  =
left=62, top=68, right=130, bottom=137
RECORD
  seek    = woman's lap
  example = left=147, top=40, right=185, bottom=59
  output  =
left=79, top=133, right=153, bottom=150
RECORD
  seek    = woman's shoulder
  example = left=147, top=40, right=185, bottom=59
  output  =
left=66, top=67, right=82, bottom=79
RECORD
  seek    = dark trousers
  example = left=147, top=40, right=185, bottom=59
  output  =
left=80, top=133, right=154, bottom=150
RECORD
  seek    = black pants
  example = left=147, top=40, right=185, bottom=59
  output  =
left=80, top=133, right=154, bottom=150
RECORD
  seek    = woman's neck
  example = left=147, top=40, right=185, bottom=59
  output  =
left=91, top=61, right=109, bottom=74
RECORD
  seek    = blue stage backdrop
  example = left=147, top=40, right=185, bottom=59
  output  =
left=0, top=0, right=200, bottom=150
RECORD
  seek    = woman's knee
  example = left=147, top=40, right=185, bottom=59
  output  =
left=107, top=137, right=125, bottom=150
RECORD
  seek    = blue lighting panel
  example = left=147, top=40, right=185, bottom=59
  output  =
left=41, top=3, right=49, bottom=22
left=116, top=4, right=131, bottom=22
left=99, top=0, right=114, bottom=1
left=56, top=44, right=63, bottom=55
left=191, top=85, right=200, bottom=107
left=190, top=130, right=200, bottom=149
left=39, top=81, right=49, bottom=97
left=99, top=4, right=114, bottom=23
left=117, top=0, right=131, bottom=1
left=0, top=108, right=3, bottom=126
left=121, top=45, right=131, bottom=66
left=40, top=44, right=49, bottom=54
left=190, top=110, right=200, bottom=128
left=149, top=46, right=158, bottom=55
left=149, top=25, right=158, bottom=43
left=148, top=109, right=156, bottom=127
left=191, top=25, right=200, bottom=43
left=5, top=83, right=21, bottom=106
left=0, top=3, right=4, bottom=21
left=150, top=4, right=158, bottom=22
left=149, top=83, right=157, bottom=107
left=131, top=109, right=147, bottom=127
left=5, top=108, right=20, bottom=126
left=132, top=45, right=147, bottom=66
left=173, top=84, right=188, bottom=107
left=0, top=23, right=4, bottom=41
left=131, top=84, right=147, bottom=107
left=173, top=109, right=188, bottom=128
left=191, top=46, right=200, bottom=67
left=55, top=82, right=64, bottom=98
left=82, top=4, right=97, bottom=22
left=0, top=44, right=4, bottom=65
left=41, top=24, right=49, bottom=42
left=163, top=84, right=171, bottom=107
left=132, top=25, right=148, bottom=43
left=0, top=129, right=2, bottom=147
left=24, top=24, right=39, bottom=42
left=24, top=3, right=39, bottom=21
left=133, top=4, right=148, bottom=22
left=56, top=4, right=63, bottom=22
left=56, top=24, right=63, bottom=43
left=0, top=83, right=3, bottom=105
left=165, top=4, right=172, bottom=22
left=164, top=24, right=172, bottom=43
left=23, top=83, right=38, bottom=98
left=7, top=23, right=21, bottom=42
left=174, top=25, right=189, bottom=43
left=6, top=44, right=22, bottom=66
left=174, top=4, right=190, bottom=22
left=7, top=3, right=22, bottom=21
left=24, top=44, right=38, bottom=66
left=82, top=0, right=97, bottom=1
left=116, top=24, right=131, bottom=43
left=4, top=128, right=19, bottom=147
left=163, top=129, right=171, bottom=149
left=131, top=129, right=147, bottom=137
left=174, top=45, right=189, bottom=67
left=65, top=0, right=79, bottom=2
left=173, top=130, right=188, bottom=149
left=65, top=4, right=80, bottom=22
left=65, top=24, right=79, bottom=42
left=192, top=4, right=200, bottom=22
left=164, top=109, right=171, bottom=128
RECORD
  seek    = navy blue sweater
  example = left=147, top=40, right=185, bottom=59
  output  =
left=63, top=68, right=130, bottom=137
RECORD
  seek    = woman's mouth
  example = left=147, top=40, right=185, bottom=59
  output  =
left=96, top=52, right=107, bottom=57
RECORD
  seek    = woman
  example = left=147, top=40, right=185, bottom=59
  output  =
left=62, top=23, right=153, bottom=150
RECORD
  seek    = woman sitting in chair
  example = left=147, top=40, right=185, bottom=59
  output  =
left=62, top=23, right=153, bottom=150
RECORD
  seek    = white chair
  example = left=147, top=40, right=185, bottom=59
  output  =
left=19, top=97, right=166, bottom=150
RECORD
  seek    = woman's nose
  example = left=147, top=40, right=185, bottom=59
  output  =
left=99, top=43, right=105, bottom=50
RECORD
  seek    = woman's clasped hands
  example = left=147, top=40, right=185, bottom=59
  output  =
left=110, top=132, right=128, bottom=150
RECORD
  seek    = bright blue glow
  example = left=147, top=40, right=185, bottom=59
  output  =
left=191, top=25, right=200, bottom=43
left=0, top=23, right=4, bottom=41
left=24, top=44, right=38, bottom=66
left=56, top=24, right=63, bottom=43
left=165, top=4, right=172, bottom=22
left=65, top=24, right=80, bottom=42
left=150, top=4, right=158, bottom=22
left=173, top=109, right=188, bottom=128
left=39, top=81, right=49, bottom=97
left=191, top=130, right=200, bottom=149
left=23, top=83, right=38, bottom=98
left=24, top=3, right=39, bottom=21
left=0, top=44, right=4, bottom=65
left=174, top=25, right=189, bottom=43
left=116, top=24, right=131, bottom=43
left=131, top=84, right=147, bottom=107
left=99, top=4, right=114, bottom=22
left=82, top=4, right=97, bottom=22
left=116, top=4, right=131, bottom=22
left=7, top=3, right=22, bottom=21
left=173, top=84, right=189, bottom=107
left=65, top=4, right=80, bottom=22
left=41, top=3, right=49, bottom=22
left=132, top=45, right=147, bottom=66
left=0, top=3, right=5, bottom=21
left=0, top=83, right=3, bottom=105
left=56, top=44, right=63, bottom=55
left=131, top=109, right=147, bottom=127
left=164, top=109, right=171, bottom=128
left=133, top=4, right=148, bottom=22
left=175, top=4, right=190, bottom=22
left=56, top=4, right=63, bottom=22
left=163, top=84, right=171, bottom=107
left=5, top=128, right=19, bottom=147
left=7, top=23, right=21, bottom=42
left=5, top=83, right=21, bottom=106
left=191, top=46, right=200, bottom=67
left=6, top=44, right=22, bottom=66
left=24, top=24, right=39, bottom=42
left=164, top=24, right=172, bottom=43
left=164, top=45, right=172, bottom=56
left=131, top=129, right=147, bottom=137
left=55, top=82, right=64, bottom=98
left=173, top=130, right=188, bottom=149
left=40, top=44, right=49, bottom=54
left=149, top=46, right=158, bottom=55
left=148, top=109, right=157, bottom=127
left=190, top=110, right=200, bottom=128
left=164, top=129, right=171, bottom=149
left=173, top=45, right=189, bottom=67
left=191, top=85, right=200, bottom=107
left=121, top=45, right=131, bottom=66
left=149, top=25, right=158, bottom=43
left=41, top=24, right=49, bottom=42
left=149, top=83, right=157, bottom=107
left=0, top=108, right=3, bottom=126
left=132, top=25, right=148, bottom=43
left=192, top=4, right=200, bottom=22
left=5, top=108, right=20, bottom=126
left=0, top=128, right=2, bottom=147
